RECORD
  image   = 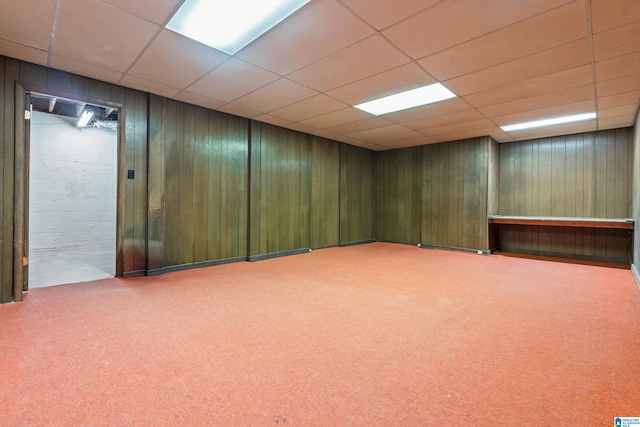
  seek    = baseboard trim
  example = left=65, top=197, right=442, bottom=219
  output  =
left=418, top=243, right=489, bottom=255
left=339, top=239, right=376, bottom=247
left=123, top=270, right=146, bottom=278
left=631, top=264, right=640, bottom=292
left=248, top=248, right=312, bottom=262
left=146, top=256, right=248, bottom=276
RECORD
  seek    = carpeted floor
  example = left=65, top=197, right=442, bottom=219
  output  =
left=1, top=242, right=639, bottom=426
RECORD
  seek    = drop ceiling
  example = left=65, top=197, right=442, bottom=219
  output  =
left=0, top=0, right=638, bottom=150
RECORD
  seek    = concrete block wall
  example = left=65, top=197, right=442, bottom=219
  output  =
left=29, top=111, right=117, bottom=251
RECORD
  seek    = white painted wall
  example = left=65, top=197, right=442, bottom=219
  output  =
left=29, top=111, right=117, bottom=251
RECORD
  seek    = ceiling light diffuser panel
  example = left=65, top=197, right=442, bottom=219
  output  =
left=500, top=112, right=597, bottom=132
left=354, top=83, right=457, bottom=116
left=166, top=0, right=311, bottom=55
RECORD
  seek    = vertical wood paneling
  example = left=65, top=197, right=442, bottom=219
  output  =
left=249, top=122, right=311, bottom=256
left=163, top=99, right=179, bottom=266
left=376, top=147, right=420, bottom=244
left=487, top=137, right=500, bottom=249
left=632, top=111, right=640, bottom=270
left=310, top=136, right=339, bottom=249
left=158, top=99, right=248, bottom=268
left=421, top=138, right=489, bottom=250
left=339, top=144, right=375, bottom=245
left=192, top=106, right=209, bottom=262
left=177, top=102, right=195, bottom=265
left=122, top=88, right=148, bottom=274
left=498, top=129, right=633, bottom=263
left=147, top=94, right=164, bottom=271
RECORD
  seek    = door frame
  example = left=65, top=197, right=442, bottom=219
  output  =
left=13, top=82, right=125, bottom=301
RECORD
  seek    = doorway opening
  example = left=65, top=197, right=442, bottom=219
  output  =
left=27, top=93, right=119, bottom=288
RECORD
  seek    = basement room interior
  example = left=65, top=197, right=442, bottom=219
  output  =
left=1, top=0, right=639, bottom=425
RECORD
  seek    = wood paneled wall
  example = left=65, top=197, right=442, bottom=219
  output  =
left=631, top=113, right=640, bottom=272
left=310, top=136, right=340, bottom=249
left=0, top=57, right=148, bottom=302
left=421, top=138, right=490, bottom=250
left=249, top=122, right=312, bottom=256
left=340, top=144, right=375, bottom=245
left=376, top=147, right=421, bottom=244
left=376, top=138, right=493, bottom=251
left=498, top=129, right=633, bottom=263
left=148, top=96, right=249, bottom=270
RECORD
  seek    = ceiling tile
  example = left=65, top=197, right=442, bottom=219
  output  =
left=128, top=30, right=229, bottom=89
left=187, top=58, right=280, bottom=102
left=432, top=127, right=503, bottom=143
left=478, top=85, right=594, bottom=118
left=216, top=103, right=262, bottom=119
left=492, top=99, right=595, bottom=126
left=269, top=95, right=349, bottom=122
left=0, top=0, right=55, bottom=50
left=419, top=1, right=587, bottom=80
left=347, top=124, right=414, bottom=139
left=379, top=136, right=437, bottom=149
left=237, top=0, right=373, bottom=75
left=254, top=115, right=293, bottom=128
left=463, top=65, right=593, bottom=108
left=120, top=74, right=180, bottom=98
left=53, top=0, right=159, bottom=72
left=491, top=132, right=515, bottom=143
left=598, top=115, right=637, bottom=129
left=598, top=73, right=640, bottom=97
left=50, top=54, right=123, bottom=83
left=312, top=130, right=343, bottom=141
left=0, top=40, right=48, bottom=66
left=325, top=116, right=395, bottom=135
left=365, top=130, right=426, bottom=145
left=101, top=0, right=181, bottom=25
left=231, top=78, right=318, bottom=113
left=420, top=119, right=497, bottom=137
left=284, top=122, right=317, bottom=135
left=340, top=0, right=440, bottom=30
left=442, top=39, right=592, bottom=96
left=402, top=110, right=486, bottom=132
left=382, top=0, right=572, bottom=60
left=173, top=91, right=226, bottom=111
left=593, top=21, right=640, bottom=62
left=598, top=91, right=640, bottom=109
left=597, top=104, right=638, bottom=119
left=298, top=108, right=371, bottom=129
left=591, top=0, right=640, bottom=34
left=287, top=35, right=410, bottom=92
left=326, top=63, right=436, bottom=105
left=595, top=51, right=640, bottom=82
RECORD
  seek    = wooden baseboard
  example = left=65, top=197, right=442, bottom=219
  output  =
left=631, top=264, right=640, bottom=291
left=248, top=248, right=312, bottom=262
left=146, top=256, right=248, bottom=276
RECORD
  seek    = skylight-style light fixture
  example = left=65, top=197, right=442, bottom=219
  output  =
left=166, top=0, right=311, bottom=55
left=77, top=110, right=93, bottom=128
left=354, top=83, right=457, bottom=116
left=500, top=112, right=597, bottom=132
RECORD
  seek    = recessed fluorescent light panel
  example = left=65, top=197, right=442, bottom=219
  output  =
left=500, top=112, right=597, bottom=132
left=166, top=0, right=311, bottom=55
left=77, top=110, right=93, bottom=128
left=354, top=83, right=457, bottom=116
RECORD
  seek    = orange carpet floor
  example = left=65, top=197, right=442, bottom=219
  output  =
left=1, top=242, right=639, bottom=426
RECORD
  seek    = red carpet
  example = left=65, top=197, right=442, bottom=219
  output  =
left=1, top=242, right=639, bottom=425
